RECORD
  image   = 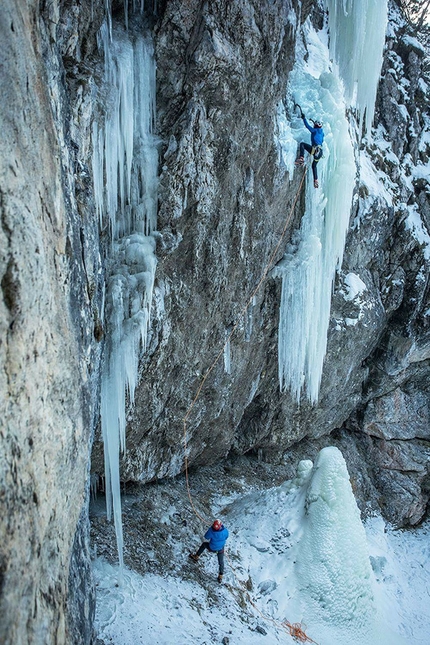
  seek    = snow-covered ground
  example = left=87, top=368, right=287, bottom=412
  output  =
left=93, top=448, right=430, bottom=645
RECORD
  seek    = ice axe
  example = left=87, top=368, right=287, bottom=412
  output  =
left=294, top=102, right=305, bottom=119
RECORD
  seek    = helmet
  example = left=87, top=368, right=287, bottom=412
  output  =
left=212, top=519, right=222, bottom=531
left=314, top=120, right=323, bottom=128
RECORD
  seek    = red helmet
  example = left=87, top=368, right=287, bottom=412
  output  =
left=212, top=519, right=222, bottom=531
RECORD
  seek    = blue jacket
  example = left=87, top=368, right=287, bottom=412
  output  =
left=303, top=117, right=324, bottom=147
left=205, top=525, right=229, bottom=552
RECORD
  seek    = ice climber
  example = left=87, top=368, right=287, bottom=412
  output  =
left=189, top=519, right=229, bottom=583
left=295, top=113, right=324, bottom=188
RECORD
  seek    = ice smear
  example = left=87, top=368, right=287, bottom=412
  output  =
left=325, top=0, right=388, bottom=133
left=92, top=24, right=158, bottom=572
left=224, top=329, right=232, bottom=374
left=276, top=21, right=355, bottom=404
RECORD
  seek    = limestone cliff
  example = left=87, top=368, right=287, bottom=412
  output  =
left=0, top=1, right=103, bottom=642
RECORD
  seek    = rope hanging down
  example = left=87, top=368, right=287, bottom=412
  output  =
left=182, top=168, right=318, bottom=643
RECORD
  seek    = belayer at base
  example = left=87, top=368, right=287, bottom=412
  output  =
left=295, top=113, right=324, bottom=188
left=189, top=519, right=229, bottom=583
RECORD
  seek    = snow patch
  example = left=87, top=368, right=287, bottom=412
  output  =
left=402, top=35, right=426, bottom=55
left=94, top=450, right=430, bottom=645
left=405, top=206, right=430, bottom=260
left=343, top=272, right=367, bottom=301
left=359, top=151, right=394, bottom=203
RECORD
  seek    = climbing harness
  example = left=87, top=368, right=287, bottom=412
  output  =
left=311, top=145, right=323, bottom=161
left=182, top=167, right=318, bottom=643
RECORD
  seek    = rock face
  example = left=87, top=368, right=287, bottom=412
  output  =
left=1, top=0, right=429, bottom=643
left=102, top=0, right=309, bottom=481
left=0, top=1, right=102, bottom=643
left=341, top=7, right=430, bottom=526
left=99, top=0, right=428, bottom=528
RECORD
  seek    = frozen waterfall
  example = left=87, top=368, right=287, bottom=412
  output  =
left=92, top=24, right=158, bottom=570
left=325, top=0, right=388, bottom=133
left=276, top=21, right=355, bottom=403
left=276, top=0, right=387, bottom=403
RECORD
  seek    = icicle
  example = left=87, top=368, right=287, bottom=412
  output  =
left=224, top=330, right=232, bottom=375
left=92, top=23, right=158, bottom=573
left=92, top=122, right=105, bottom=227
left=325, top=0, right=388, bottom=133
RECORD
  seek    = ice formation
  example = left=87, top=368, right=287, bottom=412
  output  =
left=297, top=447, right=374, bottom=626
left=224, top=332, right=232, bottom=375
left=276, top=0, right=387, bottom=403
left=92, top=23, right=158, bottom=570
left=325, top=0, right=388, bottom=133
left=276, top=21, right=355, bottom=403
left=95, top=452, right=429, bottom=644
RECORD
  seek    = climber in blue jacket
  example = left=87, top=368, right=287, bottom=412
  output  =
left=189, top=519, right=229, bottom=583
left=295, top=114, right=324, bottom=188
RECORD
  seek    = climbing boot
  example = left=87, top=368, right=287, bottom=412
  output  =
left=314, top=179, right=319, bottom=188
left=295, top=156, right=304, bottom=166
left=189, top=553, right=199, bottom=562
left=217, top=574, right=223, bottom=584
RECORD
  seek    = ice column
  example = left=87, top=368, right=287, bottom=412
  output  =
left=276, top=0, right=387, bottom=403
left=92, top=24, right=158, bottom=570
left=325, top=0, right=388, bottom=133
left=276, top=20, right=355, bottom=403
left=297, top=447, right=374, bottom=626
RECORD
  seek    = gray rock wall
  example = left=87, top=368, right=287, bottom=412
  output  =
left=91, top=0, right=310, bottom=480
left=0, top=1, right=102, bottom=642
left=341, top=9, right=430, bottom=526
left=101, top=0, right=429, bottom=529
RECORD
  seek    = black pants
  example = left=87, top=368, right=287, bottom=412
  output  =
left=299, top=142, right=321, bottom=181
left=196, top=542, right=225, bottom=574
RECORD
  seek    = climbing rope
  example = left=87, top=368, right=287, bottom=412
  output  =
left=282, top=622, right=318, bottom=644
left=225, top=550, right=318, bottom=644
left=182, top=167, right=318, bottom=643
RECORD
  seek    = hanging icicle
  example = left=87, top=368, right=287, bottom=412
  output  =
left=92, top=22, right=158, bottom=572
left=325, top=0, right=388, bottom=133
